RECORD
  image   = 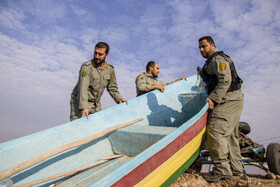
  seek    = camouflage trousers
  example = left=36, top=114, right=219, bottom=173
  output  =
left=207, top=99, right=244, bottom=176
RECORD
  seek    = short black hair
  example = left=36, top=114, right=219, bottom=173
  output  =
left=95, top=42, right=110, bottom=54
left=198, top=36, right=215, bottom=47
left=146, top=61, right=156, bottom=72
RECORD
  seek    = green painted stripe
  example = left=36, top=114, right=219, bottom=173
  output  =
left=160, top=134, right=206, bottom=187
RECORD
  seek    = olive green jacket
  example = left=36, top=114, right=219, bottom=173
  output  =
left=205, top=49, right=244, bottom=104
left=70, top=60, right=122, bottom=120
left=135, top=72, right=170, bottom=96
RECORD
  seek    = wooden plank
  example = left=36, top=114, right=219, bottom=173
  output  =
left=0, top=118, right=143, bottom=181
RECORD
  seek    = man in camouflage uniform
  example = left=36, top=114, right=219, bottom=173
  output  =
left=198, top=36, right=245, bottom=182
left=70, top=42, right=127, bottom=121
left=135, top=61, right=186, bottom=96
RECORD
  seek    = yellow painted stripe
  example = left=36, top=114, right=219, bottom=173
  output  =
left=135, top=127, right=206, bottom=187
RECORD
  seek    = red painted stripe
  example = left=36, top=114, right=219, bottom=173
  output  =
left=112, top=112, right=208, bottom=187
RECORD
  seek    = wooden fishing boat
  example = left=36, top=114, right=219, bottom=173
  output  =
left=0, top=74, right=209, bottom=187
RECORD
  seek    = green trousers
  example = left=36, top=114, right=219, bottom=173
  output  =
left=207, top=99, right=244, bottom=176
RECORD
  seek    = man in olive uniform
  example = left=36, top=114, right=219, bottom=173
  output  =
left=70, top=42, right=127, bottom=120
left=198, top=36, right=245, bottom=182
left=135, top=61, right=186, bottom=96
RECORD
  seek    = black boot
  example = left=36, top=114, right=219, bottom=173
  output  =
left=202, top=171, right=232, bottom=183
left=234, top=170, right=248, bottom=180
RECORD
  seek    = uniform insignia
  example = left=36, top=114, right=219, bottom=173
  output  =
left=140, top=77, right=144, bottom=80
left=114, top=74, right=116, bottom=79
left=219, top=63, right=226, bottom=70
left=82, top=71, right=86, bottom=77
left=105, top=64, right=108, bottom=68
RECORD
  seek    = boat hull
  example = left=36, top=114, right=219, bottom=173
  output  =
left=113, top=112, right=207, bottom=187
left=0, top=74, right=208, bottom=186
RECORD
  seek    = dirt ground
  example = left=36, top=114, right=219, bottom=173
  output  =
left=171, top=171, right=280, bottom=187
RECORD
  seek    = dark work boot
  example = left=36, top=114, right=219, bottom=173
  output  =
left=234, top=170, right=248, bottom=180
left=202, top=171, right=232, bottom=183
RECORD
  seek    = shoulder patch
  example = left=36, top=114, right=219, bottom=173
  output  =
left=82, top=71, right=86, bottom=77
left=219, top=63, right=226, bottom=70
left=140, top=76, right=144, bottom=80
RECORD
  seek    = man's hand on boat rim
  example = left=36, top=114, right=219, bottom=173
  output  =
left=81, top=109, right=89, bottom=119
left=206, top=98, right=214, bottom=110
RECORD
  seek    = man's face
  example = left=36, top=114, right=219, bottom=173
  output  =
left=199, top=39, right=215, bottom=58
left=94, top=47, right=108, bottom=64
left=151, top=63, right=160, bottom=78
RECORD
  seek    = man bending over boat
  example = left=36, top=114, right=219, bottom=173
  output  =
left=198, top=36, right=245, bottom=183
left=135, top=61, right=186, bottom=96
left=70, top=42, right=128, bottom=121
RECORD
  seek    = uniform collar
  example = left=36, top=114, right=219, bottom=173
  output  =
left=208, top=49, right=219, bottom=59
left=145, top=72, right=157, bottom=79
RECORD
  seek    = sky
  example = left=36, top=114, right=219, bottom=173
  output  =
left=0, top=0, right=280, bottom=172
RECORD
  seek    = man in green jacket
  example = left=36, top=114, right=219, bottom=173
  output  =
left=198, top=36, right=245, bottom=182
left=70, top=42, right=127, bottom=120
left=135, top=61, right=186, bottom=96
